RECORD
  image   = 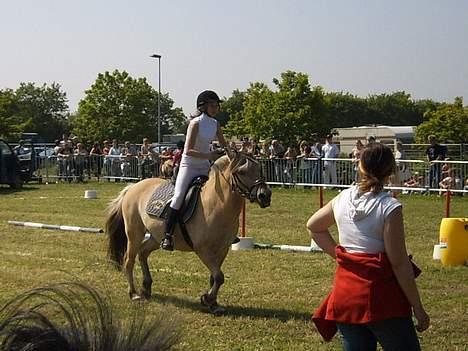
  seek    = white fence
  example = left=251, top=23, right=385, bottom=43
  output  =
left=13, top=148, right=468, bottom=195
left=258, top=158, right=468, bottom=194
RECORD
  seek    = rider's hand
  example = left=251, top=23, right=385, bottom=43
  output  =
left=209, top=150, right=223, bottom=161
left=413, top=306, right=430, bottom=332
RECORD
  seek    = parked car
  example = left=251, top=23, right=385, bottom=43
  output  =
left=0, top=139, right=24, bottom=189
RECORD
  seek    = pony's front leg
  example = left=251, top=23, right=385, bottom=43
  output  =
left=201, top=271, right=226, bottom=315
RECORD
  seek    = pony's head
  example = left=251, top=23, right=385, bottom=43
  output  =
left=222, top=148, right=271, bottom=208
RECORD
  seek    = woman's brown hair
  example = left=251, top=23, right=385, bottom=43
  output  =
left=358, top=143, right=396, bottom=193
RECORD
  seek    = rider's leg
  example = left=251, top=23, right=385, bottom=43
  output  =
left=160, top=206, right=178, bottom=251
left=160, top=164, right=195, bottom=251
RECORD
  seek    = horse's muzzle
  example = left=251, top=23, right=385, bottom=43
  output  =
left=256, top=185, right=271, bottom=208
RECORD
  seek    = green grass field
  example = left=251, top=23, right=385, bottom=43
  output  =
left=0, top=183, right=467, bottom=350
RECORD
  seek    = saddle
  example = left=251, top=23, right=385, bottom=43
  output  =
left=145, top=176, right=209, bottom=248
left=146, top=176, right=208, bottom=222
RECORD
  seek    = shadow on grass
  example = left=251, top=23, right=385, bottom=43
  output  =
left=153, top=293, right=311, bottom=321
left=0, top=185, right=40, bottom=194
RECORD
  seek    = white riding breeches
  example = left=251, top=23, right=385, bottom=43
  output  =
left=169, top=163, right=210, bottom=210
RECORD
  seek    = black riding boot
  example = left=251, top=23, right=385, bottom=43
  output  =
left=160, top=207, right=178, bottom=251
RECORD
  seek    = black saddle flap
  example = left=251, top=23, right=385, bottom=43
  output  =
left=145, top=176, right=208, bottom=223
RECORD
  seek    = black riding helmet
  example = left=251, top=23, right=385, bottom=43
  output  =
left=197, top=90, right=222, bottom=108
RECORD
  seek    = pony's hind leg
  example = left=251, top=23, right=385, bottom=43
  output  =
left=138, top=235, right=159, bottom=299
left=122, top=216, right=147, bottom=300
left=124, top=241, right=140, bottom=300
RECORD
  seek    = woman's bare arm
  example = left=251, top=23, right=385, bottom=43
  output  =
left=306, top=201, right=337, bottom=258
left=384, top=207, right=430, bottom=332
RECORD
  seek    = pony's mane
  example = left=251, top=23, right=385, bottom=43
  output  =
left=210, top=155, right=231, bottom=177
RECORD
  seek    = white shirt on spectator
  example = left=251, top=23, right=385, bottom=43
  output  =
left=332, top=185, right=401, bottom=254
left=322, top=143, right=339, bottom=165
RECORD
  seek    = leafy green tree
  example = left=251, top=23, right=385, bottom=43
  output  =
left=0, top=83, right=69, bottom=141
left=230, top=71, right=327, bottom=144
left=272, top=71, right=327, bottom=144
left=0, top=89, right=31, bottom=140
left=72, top=70, right=185, bottom=143
left=242, top=82, right=277, bottom=141
left=222, top=89, right=247, bottom=136
left=325, top=92, right=373, bottom=127
left=366, top=91, right=423, bottom=126
left=416, top=97, right=468, bottom=143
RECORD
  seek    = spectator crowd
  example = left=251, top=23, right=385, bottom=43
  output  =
left=11, top=133, right=468, bottom=195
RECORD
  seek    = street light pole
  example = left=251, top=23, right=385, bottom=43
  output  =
left=150, top=54, right=162, bottom=145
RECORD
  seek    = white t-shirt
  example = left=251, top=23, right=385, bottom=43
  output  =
left=181, top=113, right=218, bottom=168
left=332, top=185, right=401, bottom=254
left=322, top=143, right=339, bottom=165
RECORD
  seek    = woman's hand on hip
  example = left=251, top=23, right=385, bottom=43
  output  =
left=413, top=306, right=430, bottom=332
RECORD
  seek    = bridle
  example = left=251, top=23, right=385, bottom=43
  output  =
left=230, top=154, right=267, bottom=203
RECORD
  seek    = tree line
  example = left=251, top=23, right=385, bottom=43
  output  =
left=1, top=69, right=466, bottom=144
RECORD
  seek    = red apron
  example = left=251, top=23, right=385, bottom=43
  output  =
left=312, top=246, right=419, bottom=341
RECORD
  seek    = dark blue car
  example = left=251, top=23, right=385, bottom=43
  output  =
left=0, top=139, right=24, bottom=189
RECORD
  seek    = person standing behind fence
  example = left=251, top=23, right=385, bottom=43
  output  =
left=108, top=139, right=121, bottom=182
left=426, top=135, right=446, bottom=189
left=90, top=141, right=103, bottom=177
left=350, top=140, right=364, bottom=183
left=74, top=143, right=88, bottom=182
left=307, top=142, right=429, bottom=350
left=311, top=142, right=322, bottom=184
left=297, top=144, right=313, bottom=183
left=322, top=134, right=339, bottom=188
left=269, top=139, right=285, bottom=182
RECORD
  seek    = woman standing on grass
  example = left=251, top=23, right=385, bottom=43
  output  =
left=307, top=142, right=429, bottom=351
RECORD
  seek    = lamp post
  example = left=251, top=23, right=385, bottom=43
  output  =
left=150, top=54, right=162, bottom=145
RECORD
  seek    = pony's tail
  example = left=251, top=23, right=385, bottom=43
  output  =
left=106, top=185, right=132, bottom=270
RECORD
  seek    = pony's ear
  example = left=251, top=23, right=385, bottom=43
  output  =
left=225, top=146, right=238, bottom=161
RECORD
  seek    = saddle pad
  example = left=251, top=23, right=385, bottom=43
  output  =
left=145, top=180, right=174, bottom=218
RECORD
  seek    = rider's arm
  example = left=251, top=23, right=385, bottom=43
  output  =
left=216, top=122, right=227, bottom=148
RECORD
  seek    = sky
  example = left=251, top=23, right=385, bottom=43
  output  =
left=1, top=0, right=467, bottom=116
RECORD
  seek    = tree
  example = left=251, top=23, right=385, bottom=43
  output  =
left=416, top=97, right=468, bottom=143
left=272, top=71, right=327, bottom=144
left=366, top=91, right=423, bottom=126
left=325, top=92, right=373, bottom=127
left=0, top=83, right=69, bottom=141
left=72, top=70, right=185, bottom=143
left=229, top=71, right=326, bottom=144
left=222, top=89, right=247, bottom=136
left=0, top=89, right=31, bottom=140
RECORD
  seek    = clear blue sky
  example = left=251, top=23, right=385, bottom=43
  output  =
left=1, top=0, right=467, bottom=116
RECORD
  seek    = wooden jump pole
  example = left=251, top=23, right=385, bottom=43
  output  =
left=319, top=186, right=324, bottom=208
left=445, top=189, right=451, bottom=218
left=240, top=199, right=246, bottom=237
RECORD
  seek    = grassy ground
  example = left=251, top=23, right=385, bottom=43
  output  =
left=0, top=182, right=466, bottom=350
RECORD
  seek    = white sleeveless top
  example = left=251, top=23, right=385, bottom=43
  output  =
left=332, top=185, right=401, bottom=254
left=180, top=113, right=218, bottom=167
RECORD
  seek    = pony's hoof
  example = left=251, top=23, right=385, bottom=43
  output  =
left=201, top=294, right=225, bottom=316
left=131, top=294, right=144, bottom=301
left=200, top=293, right=209, bottom=306
left=140, top=290, right=152, bottom=300
left=210, top=304, right=226, bottom=316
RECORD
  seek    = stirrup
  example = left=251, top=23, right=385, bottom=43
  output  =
left=160, top=235, right=174, bottom=251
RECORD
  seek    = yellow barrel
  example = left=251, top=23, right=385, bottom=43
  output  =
left=439, top=218, right=468, bottom=267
